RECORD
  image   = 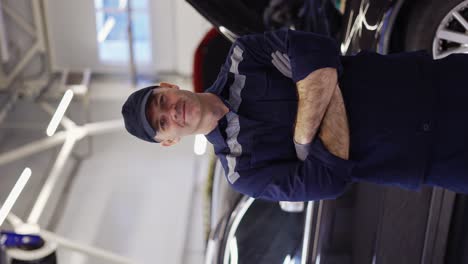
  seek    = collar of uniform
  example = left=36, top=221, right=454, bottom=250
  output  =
left=205, top=114, right=229, bottom=152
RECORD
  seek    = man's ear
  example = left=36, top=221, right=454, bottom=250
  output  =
left=160, top=82, right=180, bottom=90
left=161, top=137, right=181, bottom=147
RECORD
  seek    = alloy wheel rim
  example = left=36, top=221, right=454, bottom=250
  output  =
left=433, top=0, right=468, bottom=59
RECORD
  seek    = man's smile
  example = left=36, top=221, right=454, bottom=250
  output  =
left=176, top=100, right=186, bottom=126
left=183, top=101, right=186, bottom=124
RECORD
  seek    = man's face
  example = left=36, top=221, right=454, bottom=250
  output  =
left=146, top=83, right=202, bottom=146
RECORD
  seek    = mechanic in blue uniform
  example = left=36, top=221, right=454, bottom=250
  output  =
left=121, top=28, right=468, bottom=201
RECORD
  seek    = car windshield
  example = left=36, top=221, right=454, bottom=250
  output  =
left=223, top=199, right=306, bottom=264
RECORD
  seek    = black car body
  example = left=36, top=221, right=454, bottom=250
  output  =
left=205, top=160, right=321, bottom=264
left=188, top=0, right=468, bottom=263
left=188, top=0, right=468, bottom=57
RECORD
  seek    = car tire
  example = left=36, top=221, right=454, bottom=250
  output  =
left=404, top=0, right=468, bottom=58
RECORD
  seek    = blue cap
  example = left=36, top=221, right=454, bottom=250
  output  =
left=121, top=85, right=160, bottom=143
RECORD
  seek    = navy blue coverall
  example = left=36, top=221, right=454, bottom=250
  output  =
left=205, top=28, right=468, bottom=201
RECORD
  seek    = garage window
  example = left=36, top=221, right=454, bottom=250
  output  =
left=94, top=0, right=151, bottom=63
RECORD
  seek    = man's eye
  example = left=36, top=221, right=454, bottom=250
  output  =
left=160, top=95, right=165, bottom=106
left=160, top=118, right=166, bottom=130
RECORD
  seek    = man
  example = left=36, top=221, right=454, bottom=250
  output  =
left=122, top=28, right=468, bottom=201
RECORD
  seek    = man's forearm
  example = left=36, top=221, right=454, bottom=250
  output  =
left=294, top=68, right=337, bottom=144
left=319, top=86, right=350, bottom=159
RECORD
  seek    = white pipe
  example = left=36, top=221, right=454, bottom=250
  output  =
left=83, top=119, right=124, bottom=135
left=3, top=42, right=40, bottom=89
left=0, top=119, right=123, bottom=166
left=0, top=0, right=9, bottom=62
left=28, top=136, right=76, bottom=224
left=46, top=89, right=74, bottom=136
left=0, top=131, right=67, bottom=166
left=6, top=213, right=24, bottom=229
left=126, top=0, right=137, bottom=86
left=40, top=229, right=137, bottom=264
left=0, top=168, right=31, bottom=227
left=0, top=0, right=46, bottom=90
left=31, top=0, right=45, bottom=52
left=2, top=2, right=36, bottom=36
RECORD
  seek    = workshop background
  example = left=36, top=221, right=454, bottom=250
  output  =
left=2, top=0, right=468, bottom=263
left=0, top=0, right=212, bottom=263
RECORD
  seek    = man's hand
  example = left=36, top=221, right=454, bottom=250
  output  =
left=319, top=85, right=350, bottom=160
left=294, top=68, right=337, bottom=145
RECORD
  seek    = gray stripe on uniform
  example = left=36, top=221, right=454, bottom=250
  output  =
left=225, top=112, right=241, bottom=183
left=271, top=51, right=292, bottom=78
left=226, top=156, right=240, bottom=183
left=229, top=45, right=246, bottom=111
left=224, top=45, right=246, bottom=184
left=229, top=75, right=246, bottom=111
left=230, top=46, right=243, bottom=74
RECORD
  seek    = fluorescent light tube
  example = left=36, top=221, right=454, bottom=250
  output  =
left=194, top=134, right=207, bottom=155
left=0, top=167, right=31, bottom=227
left=46, top=89, right=74, bottom=136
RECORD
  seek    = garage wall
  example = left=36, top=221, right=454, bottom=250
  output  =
left=43, top=0, right=99, bottom=72
left=151, top=0, right=212, bottom=76
left=44, top=0, right=211, bottom=76
left=173, top=0, right=212, bottom=76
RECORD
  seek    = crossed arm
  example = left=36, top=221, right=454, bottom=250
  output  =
left=294, top=68, right=350, bottom=160
left=223, top=29, right=353, bottom=200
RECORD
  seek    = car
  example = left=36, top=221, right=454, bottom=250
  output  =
left=188, top=0, right=468, bottom=57
left=190, top=0, right=468, bottom=92
left=341, top=0, right=468, bottom=58
left=203, top=161, right=459, bottom=264
left=204, top=160, right=320, bottom=264
left=189, top=0, right=468, bottom=263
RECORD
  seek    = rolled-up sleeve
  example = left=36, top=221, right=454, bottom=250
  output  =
left=228, top=139, right=354, bottom=201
